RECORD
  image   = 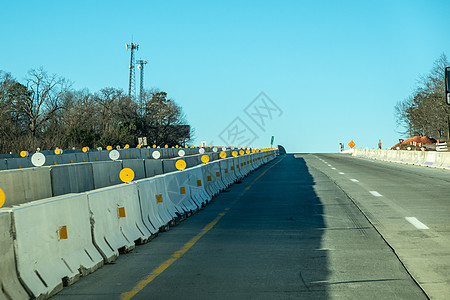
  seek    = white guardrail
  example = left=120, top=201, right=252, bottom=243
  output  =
left=352, top=148, right=450, bottom=169
left=0, top=148, right=278, bottom=299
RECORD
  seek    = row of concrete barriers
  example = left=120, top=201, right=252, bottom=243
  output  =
left=0, top=150, right=277, bottom=299
left=0, top=150, right=239, bottom=208
left=0, top=147, right=214, bottom=171
left=352, top=148, right=450, bottom=169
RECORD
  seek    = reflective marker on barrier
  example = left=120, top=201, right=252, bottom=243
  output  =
left=120, top=168, right=135, bottom=183
left=220, top=152, right=227, bottom=159
left=58, top=225, right=68, bottom=240
left=225, top=169, right=228, bottom=173
left=232, top=151, right=238, bottom=157
left=176, top=159, right=187, bottom=171
left=207, top=176, right=212, bottom=181
left=156, top=194, right=163, bottom=203
left=216, top=172, right=220, bottom=177
left=231, top=166, right=234, bottom=170
left=201, top=155, right=210, bottom=163
left=118, top=207, right=126, bottom=218
left=0, top=188, right=5, bottom=208
left=180, top=187, right=186, bottom=194
left=197, top=180, right=202, bottom=187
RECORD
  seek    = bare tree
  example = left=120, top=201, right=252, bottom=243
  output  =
left=22, top=68, right=71, bottom=142
left=395, top=53, right=450, bottom=139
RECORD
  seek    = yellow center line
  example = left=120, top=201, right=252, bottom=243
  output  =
left=121, top=211, right=226, bottom=300
left=244, top=154, right=286, bottom=190
left=121, top=154, right=285, bottom=299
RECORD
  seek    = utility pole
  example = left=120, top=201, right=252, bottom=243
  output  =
left=135, top=59, right=148, bottom=102
left=126, top=42, right=139, bottom=99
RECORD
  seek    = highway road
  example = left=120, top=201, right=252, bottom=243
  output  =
left=53, top=153, right=450, bottom=299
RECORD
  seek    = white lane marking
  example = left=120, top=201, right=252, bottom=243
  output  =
left=331, top=167, right=336, bottom=170
left=350, top=179, right=359, bottom=182
left=369, top=191, right=382, bottom=197
left=405, top=217, right=429, bottom=229
left=339, top=172, right=345, bottom=175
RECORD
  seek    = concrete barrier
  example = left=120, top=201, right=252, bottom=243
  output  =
left=352, top=149, right=450, bottom=170
left=0, top=210, right=29, bottom=300
left=186, top=166, right=211, bottom=206
left=144, top=159, right=164, bottom=177
left=163, top=171, right=197, bottom=214
left=0, top=158, right=7, bottom=170
left=0, top=167, right=52, bottom=207
left=61, top=153, right=77, bottom=164
left=91, top=161, right=123, bottom=189
left=43, top=154, right=65, bottom=166
left=218, top=159, right=233, bottom=188
left=50, top=163, right=94, bottom=196
left=87, top=183, right=152, bottom=263
left=135, top=176, right=173, bottom=231
left=75, top=152, right=89, bottom=163
left=6, top=157, right=32, bottom=170
left=88, top=150, right=109, bottom=162
left=11, top=194, right=103, bottom=299
left=162, top=159, right=177, bottom=174
left=121, top=159, right=146, bottom=180
left=203, top=161, right=225, bottom=195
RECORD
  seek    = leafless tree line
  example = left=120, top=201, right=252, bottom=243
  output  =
left=395, top=53, right=450, bottom=139
left=0, top=67, right=192, bottom=153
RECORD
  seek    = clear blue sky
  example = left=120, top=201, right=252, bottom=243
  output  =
left=2, top=0, right=450, bottom=153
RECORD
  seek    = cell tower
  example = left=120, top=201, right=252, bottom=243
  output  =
left=126, top=42, right=139, bottom=98
left=135, top=59, right=148, bottom=102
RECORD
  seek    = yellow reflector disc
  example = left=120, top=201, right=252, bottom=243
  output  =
left=124, top=144, right=130, bottom=149
left=20, top=151, right=28, bottom=157
left=120, top=168, right=135, bottom=183
left=201, top=155, right=210, bottom=163
left=232, top=151, right=238, bottom=157
left=82, top=147, right=88, bottom=153
left=239, top=150, right=244, bottom=155
left=137, top=144, right=142, bottom=148
left=176, top=159, right=186, bottom=171
left=54, top=148, right=61, bottom=155
left=220, top=152, right=227, bottom=159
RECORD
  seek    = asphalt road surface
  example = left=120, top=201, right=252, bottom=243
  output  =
left=53, top=153, right=450, bottom=299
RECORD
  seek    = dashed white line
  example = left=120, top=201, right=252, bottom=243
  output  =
left=369, top=191, right=382, bottom=197
left=339, top=172, right=345, bottom=175
left=331, top=167, right=336, bottom=170
left=350, top=179, right=359, bottom=182
left=405, top=217, right=429, bottom=229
